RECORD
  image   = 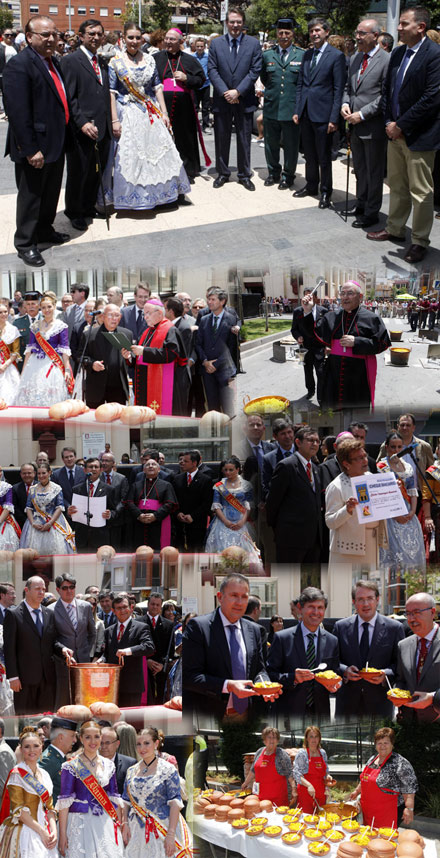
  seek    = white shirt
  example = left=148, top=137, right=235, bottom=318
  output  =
left=357, top=611, right=377, bottom=646
left=311, top=40, right=328, bottom=68
left=399, top=36, right=425, bottom=79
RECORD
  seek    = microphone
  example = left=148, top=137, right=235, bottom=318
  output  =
left=395, top=442, right=418, bottom=458
left=310, top=277, right=325, bottom=297
left=89, top=310, right=101, bottom=318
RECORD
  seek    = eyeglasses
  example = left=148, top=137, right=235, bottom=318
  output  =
left=60, top=585, right=75, bottom=591
left=340, top=290, right=357, bottom=297
left=100, top=739, right=118, bottom=747
left=32, top=30, right=58, bottom=38
left=404, top=608, right=433, bottom=619
left=354, top=30, right=370, bottom=36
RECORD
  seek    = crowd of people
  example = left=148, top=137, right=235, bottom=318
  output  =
left=1, top=6, right=439, bottom=266
left=182, top=573, right=440, bottom=725
left=0, top=719, right=191, bottom=858
left=0, top=284, right=240, bottom=416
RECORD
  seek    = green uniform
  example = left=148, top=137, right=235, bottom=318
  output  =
left=39, top=744, right=65, bottom=804
left=12, top=314, right=31, bottom=371
left=261, top=44, right=304, bottom=183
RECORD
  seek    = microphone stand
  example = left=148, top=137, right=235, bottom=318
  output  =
left=84, top=474, right=94, bottom=548
left=162, top=619, right=179, bottom=704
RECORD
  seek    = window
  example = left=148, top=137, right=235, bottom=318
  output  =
left=99, top=6, right=108, bottom=14
left=89, top=6, right=95, bottom=11
left=78, top=6, right=86, bottom=12
left=49, top=4, right=58, bottom=12
left=114, top=7, right=121, bottom=14
left=29, top=4, right=39, bottom=11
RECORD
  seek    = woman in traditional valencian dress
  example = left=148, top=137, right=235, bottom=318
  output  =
left=57, top=721, right=124, bottom=858
left=0, top=466, right=21, bottom=552
left=19, top=465, right=75, bottom=555
left=205, top=456, right=261, bottom=565
left=102, top=22, right=190, bottom=210
left=0, top=301, right=21, bottom=404
left=0, top=726, right=58, bottom=858
left=123, top=726, right=191, bottom=858
left=14, top=294, right=73, bottom=407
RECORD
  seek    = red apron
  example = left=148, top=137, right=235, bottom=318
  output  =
left=254, top=752, right=288, bottom=806
left=361, top=754, right=398, bottom=828
left=297, top=749, right=327, bottom=813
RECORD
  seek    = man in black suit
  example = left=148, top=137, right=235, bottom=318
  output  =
left=183, top=573, right=274, bottom=720
left=143, top=592, right=174, bottom=705
left=102, top=594, right=155, bottom=707
left=194, top=288, right=237, bottom=416
left=208, top=7, right=262, bottom=191
left=173, top=450, right=213, bottom=551
left=261, top=417, right=295, bottom=500
left=82, top=304, right=133, bottom=409
left=293, top=17, right=346, bottom=208
left=0, top=581, right=15, bottom=626
left=62, top=18, right=113, bottom=232
left=68, top=457, right=115, bottom=552
left=97, top=591, right=116, bottom=628
left=367, top=6, right=440, bottom=263
left=3, top=576, right=73, bottom=714
left=12, top=462, right=37, bottom=528
left=99, top=452, right=129, bottom=550
left=52, top=446, right=86, bottom=507
left=333, top=580, right=405, bottom=719
left=291, top=289, right=328, bottom=403
left=266, top=425, right=322, bottom=564
left=3, top=15, right=71, bottom=267
left=100, top=724, right=136, bottom=793
left=267, top=587, right=341, bottom=724
left=120, top=282, right=150, bottom=343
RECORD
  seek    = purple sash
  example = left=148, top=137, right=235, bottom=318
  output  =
left=138, top=498, right=171, bottom=548
left=331, top=339, right=377, bottom=410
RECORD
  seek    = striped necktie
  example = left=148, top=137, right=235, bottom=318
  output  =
left=228, top=624, right=247, bottom=713
left=66, top=602, right=77, bottom=630
left=306, top=633, right=316, bottom=706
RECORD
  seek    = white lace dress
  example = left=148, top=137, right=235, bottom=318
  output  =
left=0, top=321, right=21, bottom=405
left=0, top=479, right=20, bottom=552
left=101, top=52, right=191, bottom=209
left=14, top=319, right=70, bottom=407
left=123, top=758, right=189, bottom=858
left=19, top=482, right=75, bottom=555
left=56, top=756, right=124, bottom=858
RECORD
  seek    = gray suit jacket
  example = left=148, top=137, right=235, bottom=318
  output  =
left=48, top=598, right=96, bottom=663
left=396, top=629, right=440, bottom=722
left=342, top=47, right=389, bottom=139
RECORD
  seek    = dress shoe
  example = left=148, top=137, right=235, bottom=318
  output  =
left=306, top=390, right=315, bottom=400
left=213, top=176, right=229, bottom=188
left=39, top=231, right=70, bottom=244
left=278, top=179, right=293, bottom=190
left=341, top=206, right=364, bottom=217
left=293, top=186, right=318, bottom=198
left=70, top=217, right=88, bottom=231
left=404, top=244, right=427, bottom=264
left=366, top=228, right=404, bottom=242
left=318, top=193, right=331, bottom=209
left=17, top=247, right=45, bottom=267
left=352, top=215, right=379, bottom=229
left=238, top=178, right=255, bottom=191
left=264, top=176, right=277, bottom=186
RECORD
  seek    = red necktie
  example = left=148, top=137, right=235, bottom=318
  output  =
left=306, top=462, right=312, bottom=483
left=91, top=54, right=101, bottom=81
left=360, top=53, right=369, bottom=74
left=117, top=623, right=125, bottom=642
left=106, top=473, right=111, bottom=484
left=187, top=473, right=192, bottom=486
left=45, top=58, right=70, bottom=124
left=151, top=616, right=156, bottom=629
left=89, top=482, right=94, bottom=497
left=417, top=638, right=428, bottom=681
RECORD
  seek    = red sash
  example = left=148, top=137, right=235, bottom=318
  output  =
left=34, top=330, right=74, bottom=395
left=214, top=481, right=247, bottom=515
left=71, top=757, right=120, bottom=844
left=126, top=782, right=192, bottom=858
left=136, top=319, right=175, bottom=414
left=0, top=766, right=51, bottom=830
left=0, top=504, right=21, bottom=539
left=30, top=494, right=75, bottom=550
left=0, top=341, right=11, bottom=365
left=377, top=461, right=411, bottom=505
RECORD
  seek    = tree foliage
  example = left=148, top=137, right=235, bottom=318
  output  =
left=0, top=8, right=14, bottom=30
left=247, top=0, right=372, bottom=38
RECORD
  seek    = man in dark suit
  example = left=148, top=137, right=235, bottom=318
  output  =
left=62, top=18, right=113, bottom=232
left=172, top=450, right=213, bottom=551
left=3, top=576, right=73, bottom=714
left=291, top=289, right=328, bottom=403
left=194, top=288, right=237, bottom=416
left=65, top=283, right=90, bottom=337
left=395, top=592, right=440, bottom=723
left=244, top=595, right=268, bottom=659
left=367, top=6, right=440, bottom=263
left=39, top=716, right=77, bottom=804
left=143, top=592, right=174, bottom=705
left=68, top=457, right=115, bottom=552
left=13, top=292, right=42, bottom=366
left=183, top=573, right=273, bottom=720
left=102, top=594, right=155, bottom=707
left=52, top=446, right=86, bottom=506
left=99, top=452, right=129, bottom=550
left=261, top=417, right=295, bottom=500
left=267, top=587, right=341, bottom=724
left=208, top=7, right=262, bottom=191
left=100, top=725, right=136, bottom=793
left=333, top=580, right=405, bottom=719
left=293, top=17, right=346, bottom=208
left=0, top=581, right=15, bottom=626
left=12, top=462, right=37, bottom=528
left=82, top=304, right=133, bottom=409
left=341, top=19, right=390, bottom=228
left=97, top=591, right=116, bottom=628
left=3, top=16, right=70, bottom=267
left=236, top=413, right=275, bottom=479
left=48, top=572, right=96, bottom=708
left=266, top=425, right=322, bottom=564
left=120, top=282, right=150, bottom=343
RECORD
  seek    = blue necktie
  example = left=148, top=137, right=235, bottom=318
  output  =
left=67, top=602, right=78, bottom=630
left=33, top=609, right=43, bottom=637
left=391, top=48, right=413, bottom=120
left=253, top=445, right=263, bottom=470
left=228, top=624, right=247, bottom=713
left=231, top=37, right=237, bottom=58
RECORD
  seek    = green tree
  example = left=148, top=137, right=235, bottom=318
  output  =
left=0, top=8, right=14, bottom=30
left=151, top=0, right=173, bottom=30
